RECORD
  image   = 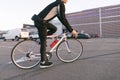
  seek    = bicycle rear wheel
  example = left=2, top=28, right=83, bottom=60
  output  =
left=56, top=38, right=83, bottom=63
left=11, top=39, right=40, bottom=69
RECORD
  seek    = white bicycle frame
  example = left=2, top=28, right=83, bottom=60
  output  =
left=48, top=33, right=71, bottom=53
left=27, top=33, right=72, bottom=58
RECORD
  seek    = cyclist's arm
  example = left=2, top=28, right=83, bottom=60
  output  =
left=57, top=2, right=73, bottom=33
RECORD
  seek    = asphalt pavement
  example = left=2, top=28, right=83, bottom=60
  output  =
left=0, top=38, right=120, bottom=80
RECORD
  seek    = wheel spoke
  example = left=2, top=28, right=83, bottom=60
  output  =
left=11, top=39, right=40, bottom=69
left=56, top=39, right=83, bottom=62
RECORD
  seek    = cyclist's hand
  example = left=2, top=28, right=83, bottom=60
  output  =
left=71, top=30, right=78, bottom=38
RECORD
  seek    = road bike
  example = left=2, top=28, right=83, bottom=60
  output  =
left=11, top=31, right=83, bottom=69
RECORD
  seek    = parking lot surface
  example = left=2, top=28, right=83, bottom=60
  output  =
left=0, top=38, right=120, bottom=80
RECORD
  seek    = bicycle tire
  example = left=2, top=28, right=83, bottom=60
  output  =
left=11, top=39, right=40, bottom=69
left=56, top=38, right=83, bottom=63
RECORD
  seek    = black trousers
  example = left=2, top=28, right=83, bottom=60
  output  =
left=34, top=21, right=57, bottom=62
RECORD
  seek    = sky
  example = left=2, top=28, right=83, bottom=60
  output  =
left=0, top=0, right=120, bottom=30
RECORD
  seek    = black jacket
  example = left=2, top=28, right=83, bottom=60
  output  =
left=37, top=0, right=73, bottom=32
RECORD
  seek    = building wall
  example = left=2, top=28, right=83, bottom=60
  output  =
left=66, top=4, right=120, bottom=38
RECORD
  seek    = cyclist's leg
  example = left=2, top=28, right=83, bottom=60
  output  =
left=46, top=23, right=57, bottom=35
left=34, top=21, right=53, bottom=68
left=34, top=21, right=47, bottom=62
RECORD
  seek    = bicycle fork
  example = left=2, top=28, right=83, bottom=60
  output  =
left=65, top=40, right=71, bottom=53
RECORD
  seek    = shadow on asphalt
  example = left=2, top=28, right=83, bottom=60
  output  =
left=79, top=51, right=120, bottom=60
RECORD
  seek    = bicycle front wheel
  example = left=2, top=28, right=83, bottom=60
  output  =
left=11, top=39, right=40, bottom=69
left=56, top=38, right=83, bottom=63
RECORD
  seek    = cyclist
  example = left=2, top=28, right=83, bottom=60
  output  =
left=31, top=0, right=78, bottom=68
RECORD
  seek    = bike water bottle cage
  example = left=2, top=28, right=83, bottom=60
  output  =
left=50, top=39, right=58, bottom=48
